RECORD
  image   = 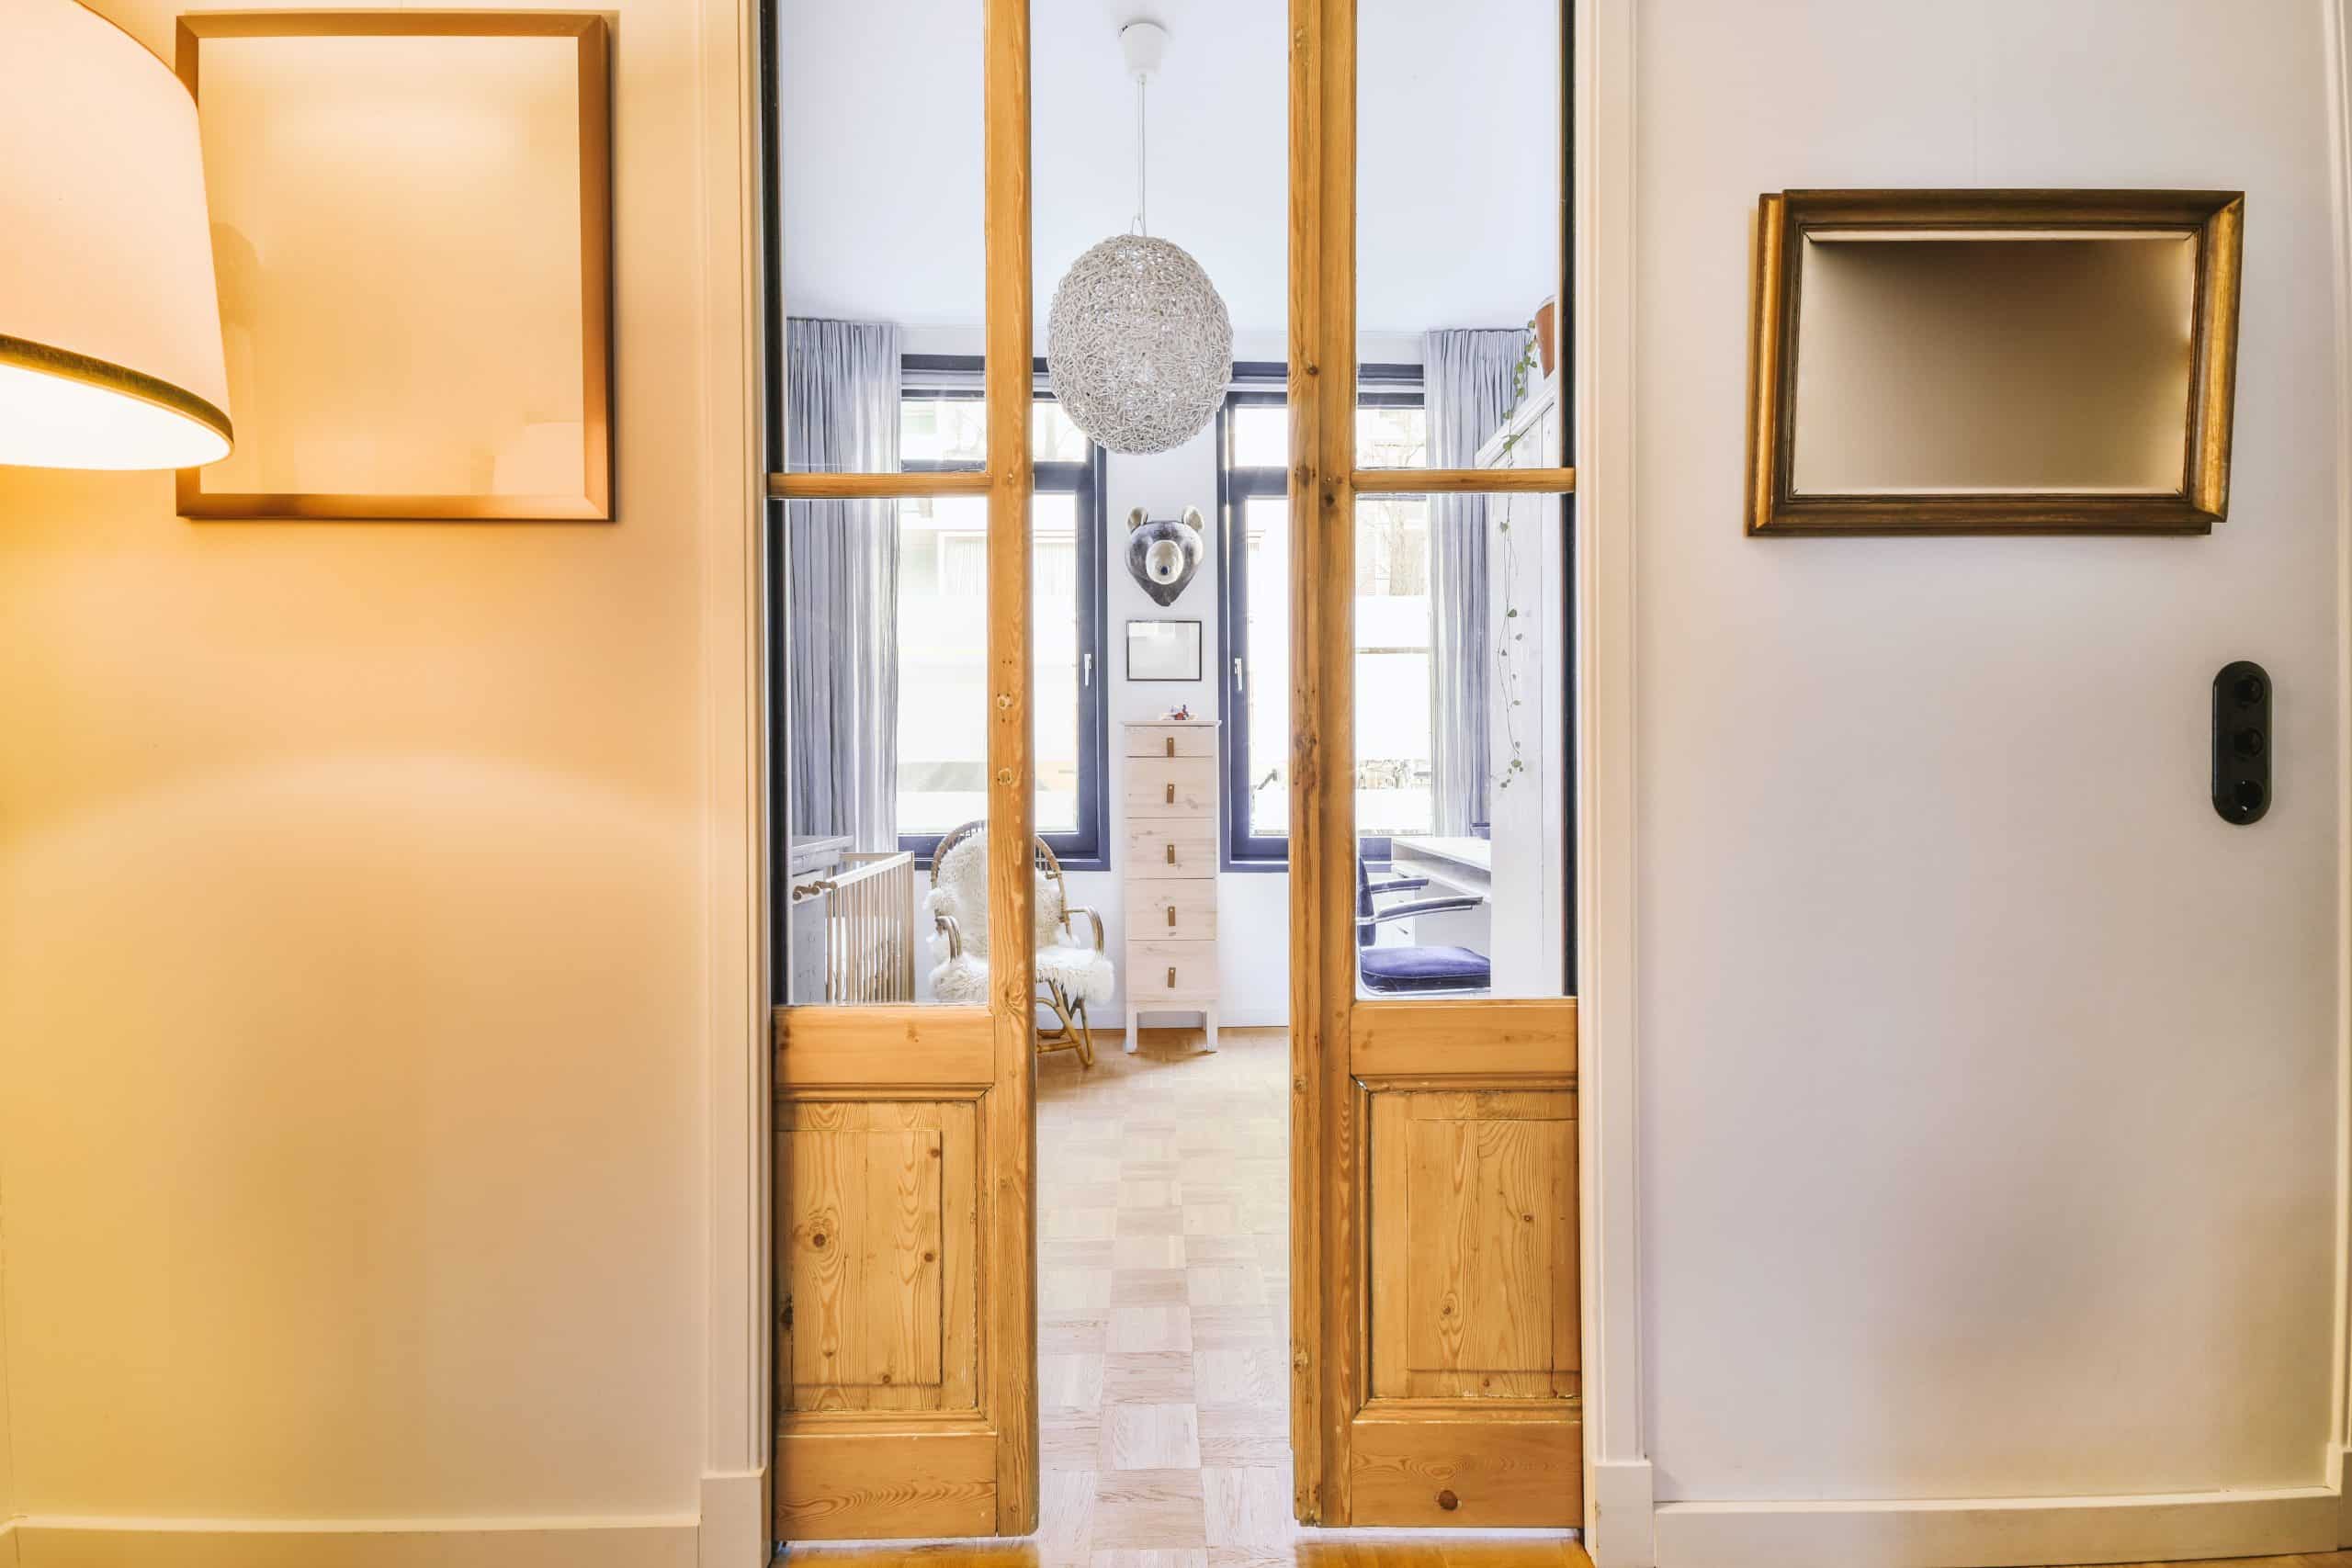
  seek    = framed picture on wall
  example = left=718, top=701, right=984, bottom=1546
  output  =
left=174, top=12, right=614, bottom=521
left=1746, top=187, right=2244, bottom=535
left=1126, top=619, right=1203, bottom=682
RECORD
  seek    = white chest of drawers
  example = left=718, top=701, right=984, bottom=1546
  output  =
left=1121, top=718, right=1220, bottom=1052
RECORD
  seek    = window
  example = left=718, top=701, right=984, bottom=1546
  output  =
left=1218, top=367, right=1430, bottom=866
left=895, top=358, right=1108, bottom=868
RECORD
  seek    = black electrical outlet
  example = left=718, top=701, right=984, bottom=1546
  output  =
left=2212, top=660, right=2271, bottom=825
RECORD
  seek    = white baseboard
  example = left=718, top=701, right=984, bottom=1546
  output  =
left=1653, top=1486, right=2336, bottom=1568
left=1588, top=1457, right=1655, bottom=1568
left=8, top=1515, right=699, bottom=1568
left=697, top=1470, right=766, bottom=1568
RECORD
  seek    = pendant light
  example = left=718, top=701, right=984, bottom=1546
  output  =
left=1046, top=20, right=1234, bottom=457
left=0, top=0, right=232, bottom=470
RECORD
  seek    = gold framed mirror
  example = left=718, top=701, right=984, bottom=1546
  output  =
left=1747, top=188, right=2243, bottom=536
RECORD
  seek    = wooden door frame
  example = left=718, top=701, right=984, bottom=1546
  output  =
left=761, top=0, right=1038, bottom=1540
left=1285, top=0, right=1593, bottom=1529
left=1568, top=0, right=1647, bottom=1556
left=731, top=0, right=1645, bottom=1551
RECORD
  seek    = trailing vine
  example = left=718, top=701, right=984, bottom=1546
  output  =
left=1491, top=319, right=1542, bottom=463
left=1486, top=318, right=1542, bottom=795
left=1491, top=490, right=1528, bottom=793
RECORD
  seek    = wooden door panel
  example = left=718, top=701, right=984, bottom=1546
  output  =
left=1283, top=0, right=1583, bottom=1500
left=772, top=0, right=1036, bottom=1540
left=1370, top=1089, right=1577, bottom=1402
left=1351, top=998, right=1576, bottom=1077
left=779, top=1099, right=979, bottom=1415
left=1347, top=1409, right=1582, bottom=1528
left=774, top=1427, right=999, bottom=1540
left=775, top=1008, right=995, bottom=1089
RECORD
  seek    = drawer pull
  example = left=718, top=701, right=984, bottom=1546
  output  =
left=1166, top=906, right=1177, bottom=930
left=1164, top=842, right=1175, bottom=865
left=1164, top=736, right=1175, bottom=757
left=1164, top=782, right=1175, bottom=805
left=1167, top=966, right=1177, bottom=988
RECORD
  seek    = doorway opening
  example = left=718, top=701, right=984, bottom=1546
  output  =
left=763, top=0, right=1581, bottom=1549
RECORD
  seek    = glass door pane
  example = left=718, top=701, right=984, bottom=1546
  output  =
left=1239, top=493, right=1292, bottom=840
left=781, top=492, right=989, bottom=1006
left=1034, top=491, right=1082, bottom=838
left=1356, top=0, right=1565, bottom=469
left=1351, top=489, right=1570, bottom=999
left=775, top=0, right=985, bottom=472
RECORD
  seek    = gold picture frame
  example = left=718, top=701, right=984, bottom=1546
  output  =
left=175, top=11, right=614, bottom=522
left=1747, top=188, right=2244, bottom=536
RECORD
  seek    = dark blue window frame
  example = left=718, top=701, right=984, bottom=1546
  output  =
left=893, top=355, right=1111, bottom=872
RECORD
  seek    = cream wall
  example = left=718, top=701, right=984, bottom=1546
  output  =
left=9, top=0, right=2350, bottom=1563
left=1632, top=0, right=2346, bottom=1534
left=0, top=0, right=743, bottom=1553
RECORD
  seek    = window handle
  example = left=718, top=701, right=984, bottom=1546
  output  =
left=1082, top=651, right=1093, bottom=688
left=1234, top=657, right=1244, bottom=694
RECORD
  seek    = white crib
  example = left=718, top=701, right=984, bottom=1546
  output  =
left=787, top=838, right=916, bottom=1004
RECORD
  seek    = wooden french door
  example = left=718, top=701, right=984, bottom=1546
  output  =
left=767, top=0, right=1578, bottom=1540
left=768, top=0, right=1038, bottom=1540
left=1285, top=0, right=1584, bottom=1529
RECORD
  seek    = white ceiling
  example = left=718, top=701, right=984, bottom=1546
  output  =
left=775, top=0, right=1561, bottom=342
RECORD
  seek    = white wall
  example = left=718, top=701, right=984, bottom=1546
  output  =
left=1634, top=0, right=2345, bottom=1514
left=0, top=0, right=735, bottom=1551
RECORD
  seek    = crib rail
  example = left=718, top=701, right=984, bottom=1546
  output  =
left=812, top=851, right=915, bottom=1004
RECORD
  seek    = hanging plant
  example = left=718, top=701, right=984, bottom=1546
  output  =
left=1491, top=491, right=1529, bottom=793
left=1492, top=320, right=1542, bottom=462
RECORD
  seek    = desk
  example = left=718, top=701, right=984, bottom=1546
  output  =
left=1389, top=836, right=1492, bottom=894
left=1384, top=836, right=1493, bottom=955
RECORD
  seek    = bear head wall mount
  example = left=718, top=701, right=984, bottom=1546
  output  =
left=1126, top=505, right=1206, bottom=607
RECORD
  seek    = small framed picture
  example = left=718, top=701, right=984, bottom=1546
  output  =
left=1126, top=619, right=1203, bottom=682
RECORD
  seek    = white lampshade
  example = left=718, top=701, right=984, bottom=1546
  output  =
left=0, top=0, right=232, bottom=469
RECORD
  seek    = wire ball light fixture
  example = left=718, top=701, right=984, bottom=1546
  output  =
left=1046, top=20, right=1234, bottom=457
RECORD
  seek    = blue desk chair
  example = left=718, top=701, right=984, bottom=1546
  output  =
left=1355, top=857, right=1491, bottom=995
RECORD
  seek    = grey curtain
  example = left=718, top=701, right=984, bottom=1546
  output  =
left=786, top=318, right=902, bottom=852
left=1422, top=328, right=1524, bottom=836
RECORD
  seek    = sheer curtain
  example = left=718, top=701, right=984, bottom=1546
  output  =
left=786, top=317, right=901, bottom=852
left=1422, top=327, right=1524, bottom=837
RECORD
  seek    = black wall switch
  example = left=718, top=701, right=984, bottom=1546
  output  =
left=2212, top=660, right=2272, bottom=826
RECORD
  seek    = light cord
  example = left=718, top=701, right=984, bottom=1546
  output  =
left=1133, top=71, right=1148, bottom=235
